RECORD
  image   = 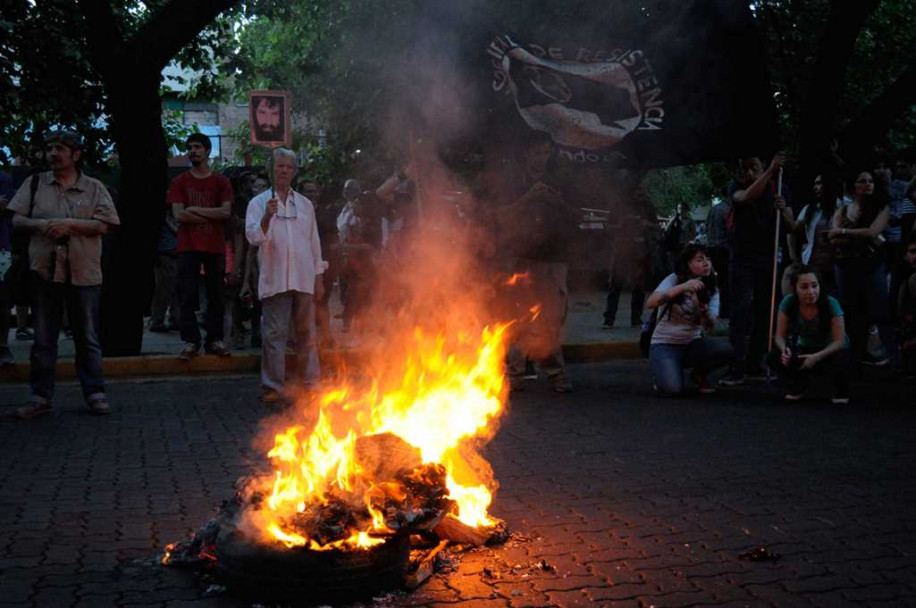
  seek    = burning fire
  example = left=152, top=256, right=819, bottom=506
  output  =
left=529, top=304, right=542, bottom=321
left=248, top=323, right=511, bottom=550
left=503, top=271, right=530, bottom=286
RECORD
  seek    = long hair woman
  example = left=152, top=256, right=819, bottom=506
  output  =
left=767, top=266, right=849, bottom=403
left=789, top=172, right=841, bottom=294
left=646, top=244, right=732, bottom=395
left=829, top=170, right=894, bottom=367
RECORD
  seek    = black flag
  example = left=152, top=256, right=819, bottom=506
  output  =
left=413, top=0, right=779, bottom=168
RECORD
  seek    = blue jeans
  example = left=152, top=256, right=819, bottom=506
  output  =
left=260, top=290, right=320, bottom=392
left=30, top=274, right=105, bottom=404
left=649, top=338, right=733, bottom=396
left=835, top=258, right=895, bottom=363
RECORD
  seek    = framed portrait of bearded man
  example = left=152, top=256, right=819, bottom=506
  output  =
left=248, top=90, right=291, bottom=146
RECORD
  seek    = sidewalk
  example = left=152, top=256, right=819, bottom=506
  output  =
left=0, top=291, right=643, bottom=382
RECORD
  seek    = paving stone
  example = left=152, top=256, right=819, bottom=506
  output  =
left=1, top=368, right=915, bottom=608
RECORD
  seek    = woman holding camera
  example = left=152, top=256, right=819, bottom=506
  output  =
left=767, top=266, right=849, bottom=403
left=646, top=244, right=732, bottom=395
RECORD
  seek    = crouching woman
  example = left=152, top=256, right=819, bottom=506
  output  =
left=767, top=266, right=850, bottom=403
left=646, top=245, right=733, bottom=395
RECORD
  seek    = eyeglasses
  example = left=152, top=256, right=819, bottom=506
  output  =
left=275, top=201, right=298, bottom=220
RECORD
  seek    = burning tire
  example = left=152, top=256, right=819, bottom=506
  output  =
left=215, top=519, right=410, bottom=604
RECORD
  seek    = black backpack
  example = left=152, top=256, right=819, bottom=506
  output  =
left=639, top=302, right=672, bottom=357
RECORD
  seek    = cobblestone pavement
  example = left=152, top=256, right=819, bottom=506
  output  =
left=1, top=363, right=915, bottom=607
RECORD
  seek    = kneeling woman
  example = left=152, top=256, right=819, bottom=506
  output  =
left=647, top=245, right=732, bottom=395
left=767, top=266, right=850, bottom=403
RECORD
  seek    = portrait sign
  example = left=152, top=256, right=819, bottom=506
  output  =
left=248, top=90, right=291, bottom=146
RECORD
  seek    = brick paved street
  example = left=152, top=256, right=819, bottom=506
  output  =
left=2, top=363, right=916, bottom=607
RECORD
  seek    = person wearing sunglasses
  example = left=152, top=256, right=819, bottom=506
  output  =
left=245, top=148, right=327, bottom=405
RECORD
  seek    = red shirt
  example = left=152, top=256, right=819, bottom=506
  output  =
left=166, top=172, right=233, bottom=254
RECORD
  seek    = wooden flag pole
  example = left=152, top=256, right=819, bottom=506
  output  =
left=407, top=131, right=425, bottom=225
left=269, top=143, right=278, bottom=198
left=767, top=167, right=784, bottom=363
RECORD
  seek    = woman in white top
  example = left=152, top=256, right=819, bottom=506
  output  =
left=646, top=244, right=732, bottom=395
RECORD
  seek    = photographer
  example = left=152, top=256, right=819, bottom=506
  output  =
left=766, top=266, right=849, bottom=403
left=646, top=244, right=732, bottom=396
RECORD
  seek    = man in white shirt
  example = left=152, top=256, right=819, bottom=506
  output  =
left=245, top=148, right=327, bottom=404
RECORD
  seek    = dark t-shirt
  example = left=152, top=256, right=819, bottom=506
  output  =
left=478, top=168, right=578, bottom=263
left=315, top=201, right=340, bottom=244
left=166, top=172, right=233, bottom=254
left=0, top=171, right=14, bottom=252
left=728, top=179, right=793, bottom=263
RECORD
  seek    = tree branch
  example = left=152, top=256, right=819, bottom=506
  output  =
left=131, top=0, right=239, bottom=71
left=839, top=64, right=916, bottom=157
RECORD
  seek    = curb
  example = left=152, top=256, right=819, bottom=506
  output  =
left=0, top=341, right=642, bottom=384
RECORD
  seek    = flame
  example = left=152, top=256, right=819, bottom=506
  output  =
left=253, top=323, right=511, bottom=550
left=529, top=304, right=542, bottom=321
left=503, top=271, right=530, bottom=286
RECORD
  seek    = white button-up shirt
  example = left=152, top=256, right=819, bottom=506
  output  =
left=245, top=189, right=326, bottom=300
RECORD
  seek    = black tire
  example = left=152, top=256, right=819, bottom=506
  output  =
left=215, top=520, right=409, bottom=605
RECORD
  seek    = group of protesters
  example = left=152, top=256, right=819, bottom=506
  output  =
left=153, top=134, right=420, bottom=405
left=4, top=126, right=916, bottom=417
left=641, top=151, right=916, bottom=402
left=0, top=130, right=421, bottom=416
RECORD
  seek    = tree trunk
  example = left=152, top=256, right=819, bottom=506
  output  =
left=101, top=70, right=168, bottom=356
left=78, top=0, right=237, bottom=356
left=799, top=0, right=880, bottom=184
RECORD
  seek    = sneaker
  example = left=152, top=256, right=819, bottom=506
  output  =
left=631, top=318, right=643, bottom=327
left=718, top=370, right=747, bottom=386
left=149, top=322, right=168, bottom=333
left=861, top=355, right=890, bottom=367
left=262, top=388, right=284, bottom=405
left=16, top=401, right=52, bottom=419
left=179, top=343, right=200, bottom=361
left=0, top=346, right=14, bottom=367
left=549, top=377, right=575, bottom=393
left=87, top=397, right=111, bottom=415
left=831, top=396, right=850, bottom=405
left=601, top=322, right=614, bottom=330
left=746, top=367, right=768, bottom=381
left=508, top=377, right=525, bottom=393
left=205, top=341, right=232, bottom=357
left=15, top=328, right=34, bottom=341
left=785, top=392, right=805, bottom=401
left=691, top=370, right=716, bottom=394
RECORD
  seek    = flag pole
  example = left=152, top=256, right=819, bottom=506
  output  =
left=766, top=167, right=784, bottom=381
left=407, top=131, right=425, bottom=225
left=269, top=143, right=277, bottom=198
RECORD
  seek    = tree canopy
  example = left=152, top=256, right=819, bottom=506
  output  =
left=0, top=0, right=235, bottom=167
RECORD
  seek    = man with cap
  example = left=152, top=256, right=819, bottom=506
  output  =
left=8, top=130, right=120, bottom=417
left=167, top=133, right=234, bottom=360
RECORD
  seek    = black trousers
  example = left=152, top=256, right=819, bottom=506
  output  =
left=177, top=252, right=225, bottom=346
left=766, top=348, right=850, bottom=398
